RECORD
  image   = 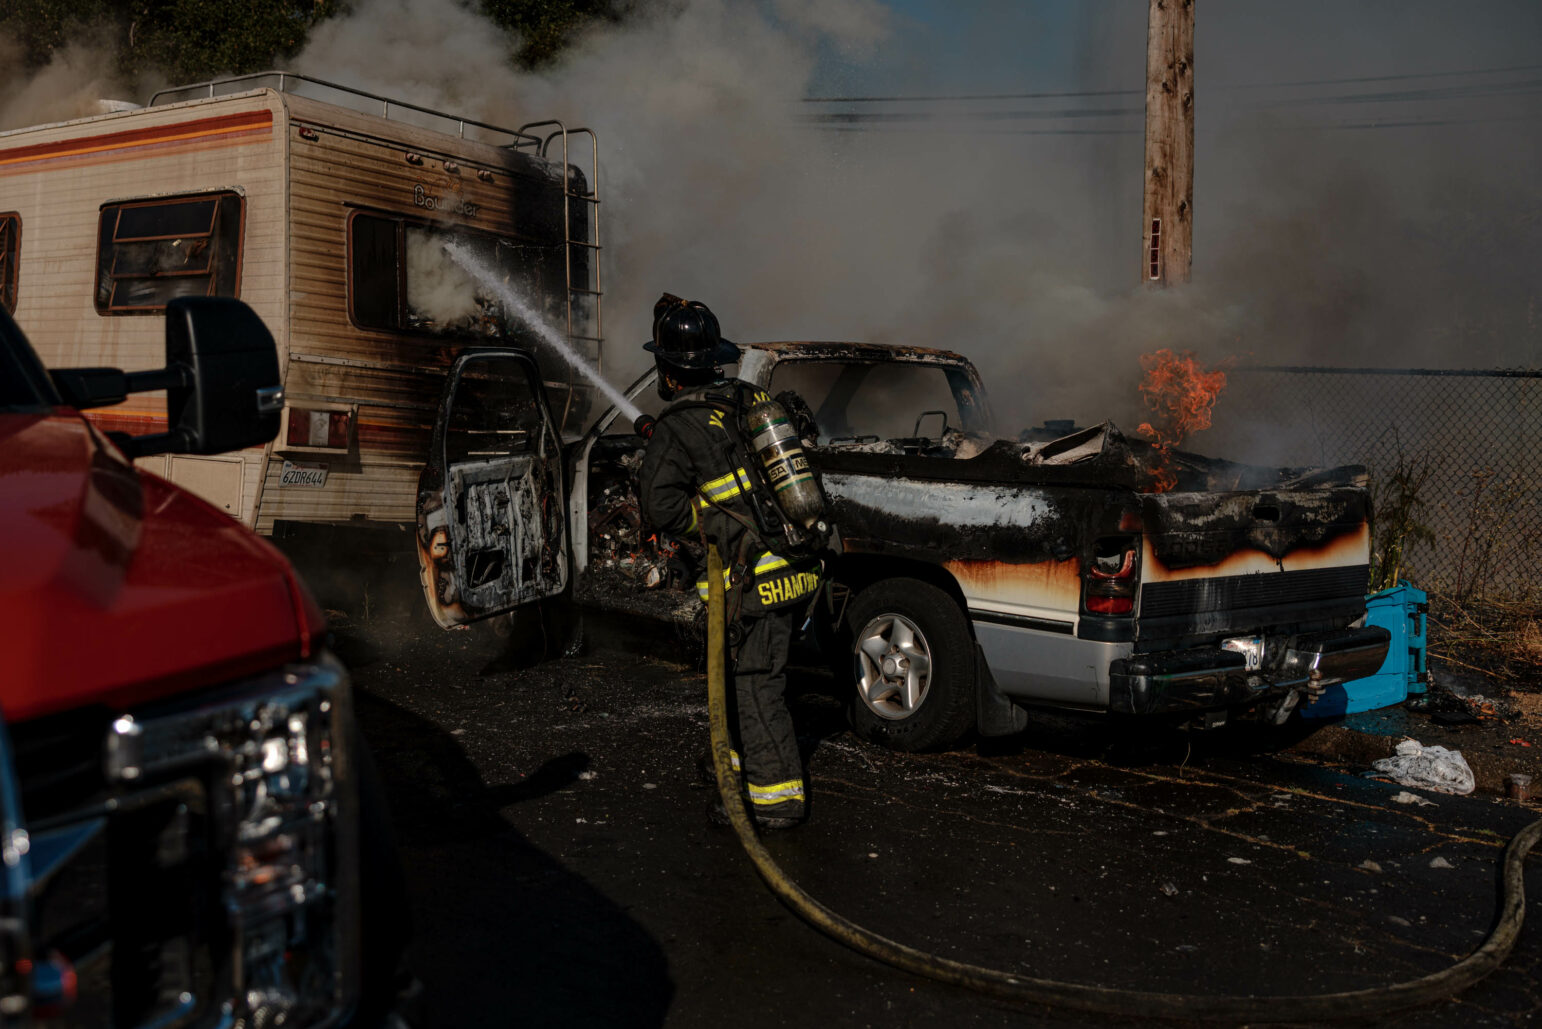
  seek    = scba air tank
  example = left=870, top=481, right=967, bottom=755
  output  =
left=746, top=398, right=825, bottom=530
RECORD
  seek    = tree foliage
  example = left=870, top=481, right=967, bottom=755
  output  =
left=479, top=0, right=640, bottom=68
left=2, top=0, right=637, bottom=85
left=1, top=0, right=340, bottom=82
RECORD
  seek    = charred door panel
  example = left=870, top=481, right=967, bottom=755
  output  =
left=417, top=350, right=568, bottom=627
left=448, top=456, right=564, bottom=608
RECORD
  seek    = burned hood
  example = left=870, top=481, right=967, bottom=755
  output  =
left=0, top=412, right=317, bottom=722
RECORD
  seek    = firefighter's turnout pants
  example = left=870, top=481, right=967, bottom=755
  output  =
left=639, top=380, right=820, bottom=821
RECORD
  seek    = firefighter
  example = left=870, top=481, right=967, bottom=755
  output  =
left=637, top=294, right=820, bottom=830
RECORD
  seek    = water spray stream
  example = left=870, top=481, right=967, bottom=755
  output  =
left=441, top=241, right=642, bottom=423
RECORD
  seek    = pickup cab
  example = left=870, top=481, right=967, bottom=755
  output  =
left=1, top=299, right=397, bottom=1026
left=416, top=342, right=1389, bottom=751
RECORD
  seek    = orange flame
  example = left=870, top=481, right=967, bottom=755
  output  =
left=1136, top=349, right=1228, bottom=493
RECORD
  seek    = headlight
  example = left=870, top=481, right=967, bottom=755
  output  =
left=104, top=654, right=360, bottom=1028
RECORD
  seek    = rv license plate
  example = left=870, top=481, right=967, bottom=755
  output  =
left=280, top=460, right=328, bottom=488
left=1222, top=635, right=1265, bottom=671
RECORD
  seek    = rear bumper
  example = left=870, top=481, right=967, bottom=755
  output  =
left=1107, top=626, right=1391, bottom=715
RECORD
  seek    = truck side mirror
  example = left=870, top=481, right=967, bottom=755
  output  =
left=78, top=298, right=284, bottom=458
left=162, top=297, right=283, bottom=455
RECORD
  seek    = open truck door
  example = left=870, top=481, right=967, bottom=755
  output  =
left=417, top=349, right=570, bottom=628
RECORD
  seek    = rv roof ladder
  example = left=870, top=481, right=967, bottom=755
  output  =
left=519, top=121, right=604, bottom=437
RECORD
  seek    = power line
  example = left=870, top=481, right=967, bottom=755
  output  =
left=815, top=125, right=1139, bottom=136
left=1284, top=79, right=1542, bottom=107
left=803, top=106, right=1141, bottom=125
left=803, top=87, right=1138, bottom=103
left=1227, top=62, right=1542, bottom=90
left=804, top=62, right=1542, bottom=105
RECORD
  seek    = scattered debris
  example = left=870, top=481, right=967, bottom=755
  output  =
left=1509, top=738, right=1533, bottom=747
left=1389, top=915, right=1412, bottom=927
left=1429, top=856, right=1455, bottom=869
left=1359, top=859, right=1383, bottom=872
left=578, top=770, right=598, bottom=781
left=1372, top=740, right=1475, bottom=795
left=1226, top=857, right=1252, bottom=865
left=1421, top=666, right=1523, bottom=721
left=1391, top=791, right=1436, bottom=807
left=1160, top=882, right=1179, bottom=897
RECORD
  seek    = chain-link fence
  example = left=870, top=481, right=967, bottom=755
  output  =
left=1208, top=367, right=1542, bottom=603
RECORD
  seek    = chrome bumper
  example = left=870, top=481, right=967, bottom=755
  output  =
left=1108, top=626, right=1391, bottom=715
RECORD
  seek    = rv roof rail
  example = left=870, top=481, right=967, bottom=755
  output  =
left=147, top=70, right=547, bottom=150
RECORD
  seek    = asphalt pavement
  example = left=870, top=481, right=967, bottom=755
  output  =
left=332, top=605, right=1541, bottom=1028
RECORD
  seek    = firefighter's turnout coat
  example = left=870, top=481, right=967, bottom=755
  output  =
left=638, top=381, right=820, bottom=611
left=638, top=379, right=816, bottom=820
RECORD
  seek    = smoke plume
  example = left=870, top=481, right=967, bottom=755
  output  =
left=288, top=0, right=1540, bottom=449
left=0, top=32, right=134, bottom=131
left=6, top=0, right=1537, bottom=457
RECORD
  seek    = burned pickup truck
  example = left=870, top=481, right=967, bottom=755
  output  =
left=416, top=342, right=1388, bottom=751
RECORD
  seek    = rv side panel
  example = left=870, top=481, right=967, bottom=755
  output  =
left=0, top=93, right=289, bottom=525
left=258, top=94, right=571, bottom=532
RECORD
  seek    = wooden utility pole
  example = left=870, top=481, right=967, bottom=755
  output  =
left=1141, top=0, right=1195, bottom=286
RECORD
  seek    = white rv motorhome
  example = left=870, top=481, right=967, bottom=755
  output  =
left=0, top=71, right=602, bottom=534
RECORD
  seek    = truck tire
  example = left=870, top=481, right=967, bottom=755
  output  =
left=845, top=578, right=976, bottom=752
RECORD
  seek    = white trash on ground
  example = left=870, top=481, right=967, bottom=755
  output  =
left=1373, top=740, right=1475, bottom=795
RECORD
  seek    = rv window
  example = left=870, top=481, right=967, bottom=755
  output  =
left=0, top=214, right=16, bottom=314
left=95, top=193, right=243, bottom=313
left=348, top=213, right=566, bottom=338
left=350, top=214, right=400, bottom=329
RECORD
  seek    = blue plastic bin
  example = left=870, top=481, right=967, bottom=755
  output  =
left=1300, top=582, right=1428, bottom=719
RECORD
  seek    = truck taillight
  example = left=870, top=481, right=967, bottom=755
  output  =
left=1084, top=536, right=1138, bottom=616
left=284, top=407, right=352, bottom=449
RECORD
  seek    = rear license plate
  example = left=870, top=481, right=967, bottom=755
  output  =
left=280, top=459, right=328, bottom=488
left=1222, top=635, right=1265, bottom=670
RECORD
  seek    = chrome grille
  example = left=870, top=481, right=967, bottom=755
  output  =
left=11, top=656, right=357, bottom=1028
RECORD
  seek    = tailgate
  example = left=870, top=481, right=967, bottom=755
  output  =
left=1136, top=486, right=1370, bottom=641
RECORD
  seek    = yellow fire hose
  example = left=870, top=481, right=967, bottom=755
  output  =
left=704, top=547, right=1542, bottom=1020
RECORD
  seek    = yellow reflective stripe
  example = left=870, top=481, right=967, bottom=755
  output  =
left=754, top=553, right=790, bottom=575
left=696, top=567, right=734, bottom=600
left=747, top=779, right=805, bottom=804
left=699, top=467, right=753, bottom=502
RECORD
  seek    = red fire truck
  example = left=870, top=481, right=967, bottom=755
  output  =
left=1, top=296, right=401, bottom=1026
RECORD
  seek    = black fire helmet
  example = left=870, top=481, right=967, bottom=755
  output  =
left=645, top=293, right=740, bottom=370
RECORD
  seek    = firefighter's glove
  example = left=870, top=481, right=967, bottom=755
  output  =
left=634, top=414, right=657, bottom=439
